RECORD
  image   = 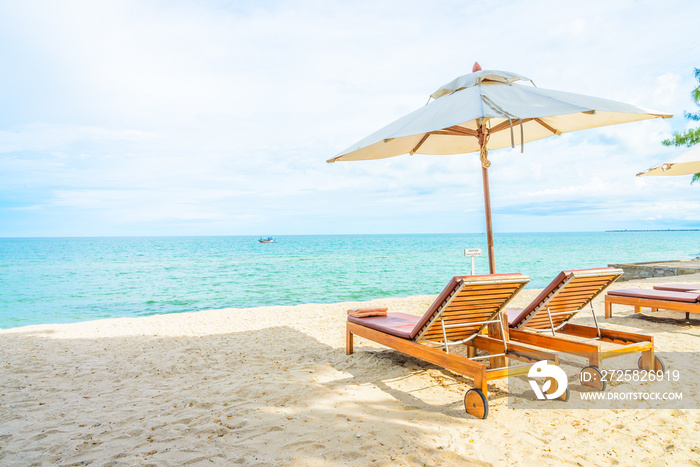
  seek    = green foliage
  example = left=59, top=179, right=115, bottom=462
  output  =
left=662, top=127, right=700, bottom=147
left=662, top=68, right=700, bottom=183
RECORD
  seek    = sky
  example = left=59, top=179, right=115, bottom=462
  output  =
left=0, top=0, right=698, bottom=237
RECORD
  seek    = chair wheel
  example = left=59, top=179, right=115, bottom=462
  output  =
left=464, top=388, right=488, bottom=419
left=638, top=355, right=666, bottom=372
left=560, top=387, right=570, bottom=402
left=543, top=376, right=569, bottom=401
left=580, top=365, right=607, bottom=391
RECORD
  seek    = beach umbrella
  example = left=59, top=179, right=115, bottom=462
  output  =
left=637, top=144, right=700, bottom=177
left=327, top=63, right=671, bottom=273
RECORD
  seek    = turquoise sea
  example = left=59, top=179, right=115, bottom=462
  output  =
left=1, top=232, right=698, bottom=329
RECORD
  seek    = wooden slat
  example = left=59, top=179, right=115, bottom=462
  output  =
left=442, top=309, right=500, bottom=317
left=527, top=315, right=566, bottom=326
left=546, top=297, right=591, bottom=306
left=546, top=299, right=590, bottom=308
left=461, top=282, right=521, bottom=289
left=438, top=318, right=497, bottom=327
left=449, top=297, right=512, bottom=306
left=543, top=303, right=586, bottom=312
left=566, top=281, right=613, bottom=289
left=425, top=310, right=499, bottom=321
left=569, top=275, right=619, bottom=283
left=423, top=335, right=479, bottom=341
left=442, top=308, right=499, bottom=315
left=423, top=326, right=482, bottom=336
left=564, top=281, right=608, bottom=290
left=444, top=301, right=504, bottom=310
left=452, top=297, right=510, bottom=305
left=462, top=282, right=520, bottom=290
left=549, top=293, right=599, bottom=301
left=423, top=330, right=481, bottom=339
left=459, top=283, right=521, bottom=291
left=568, top=278, right=611, bottom=285
left=561, top=281, right=612, bottom=288
left=524, top=317, right=552, bottom=327
left=444, top=307, right=500, bottom=314
left=450, top=293, right=515, bottom=302
left=424, top=325, right=483, bottom=333
left=442, top=310, right=500, bottom=318
left=435, top=320, right=494, bottom=329
left=425, top=321, right=497, bottom=331
left=554, top=289, right=607, bottom=298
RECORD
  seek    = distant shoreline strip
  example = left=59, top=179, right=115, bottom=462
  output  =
left=606, top=229, right=700, bottom=232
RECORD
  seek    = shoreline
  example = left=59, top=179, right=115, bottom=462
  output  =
left=1, top=274, right=700, bottom=464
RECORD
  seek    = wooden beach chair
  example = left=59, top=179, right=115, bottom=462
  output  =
left=346, top=274, right=559, bottom=419
left=506, top=268, right=662, bottom=390
left=606, top=286, right=700, bottom=320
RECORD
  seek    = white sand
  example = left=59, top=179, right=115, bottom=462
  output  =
left=1, top=275, right=700, bottom=465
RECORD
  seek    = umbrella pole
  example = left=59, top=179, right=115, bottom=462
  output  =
left=477, top=123, right=496, bottom=274
left=481, top=163, right=496, bottom=274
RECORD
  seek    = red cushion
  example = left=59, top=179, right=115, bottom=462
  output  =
left=347, top=312, right=421, bottom=339
left=507, top=308, right=527, bottom=326
left=653, top=284, right=700, bottom=293
left=608, top=289, right=700, bottom=303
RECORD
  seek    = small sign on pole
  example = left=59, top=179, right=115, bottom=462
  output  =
left=464, top=248, right=482, bottom=275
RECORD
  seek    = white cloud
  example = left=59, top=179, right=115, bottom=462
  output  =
left=0, top=0, right=698, bottom=235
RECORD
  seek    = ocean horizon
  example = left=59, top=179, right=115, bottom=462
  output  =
left=1, top=231, right=698, bottom=329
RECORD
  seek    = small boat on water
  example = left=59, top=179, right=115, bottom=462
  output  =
left=258, top=237, right=277, bottom=243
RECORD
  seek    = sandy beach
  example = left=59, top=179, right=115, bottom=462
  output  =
left=2, top=274, right=700, bottom=466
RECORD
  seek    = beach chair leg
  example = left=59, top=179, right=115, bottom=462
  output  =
left=639, top=353, right=665, bottom=372
left=473, top=374, right=488, bottom=395
left=588, top=351, right=602, bottom=369
left=346, top=328, right=354, bottom=355
left=687, top=312, right=691, bottom=320
left=634, top=305, right=641, bottom=314
left=467, top=345, right=476, bottom=358
left=487, top=313, right=508, bottom=369
left=605, top=299, right=612, bottom=318
left=651, top=307, right=658, bottom=313
left=638, top=350, right=654, bottom=371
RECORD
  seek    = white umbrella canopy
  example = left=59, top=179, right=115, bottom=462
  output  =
left=637, top=144, right=700, bottom=176
left=328, top=68, right=671, bottom=163
left=328, top=64, right=672, bottom=273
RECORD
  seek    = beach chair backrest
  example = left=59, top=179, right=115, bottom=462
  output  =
left=414, top=274, right=529, bottom=344
left=510, top=268, right=623, bottom=330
